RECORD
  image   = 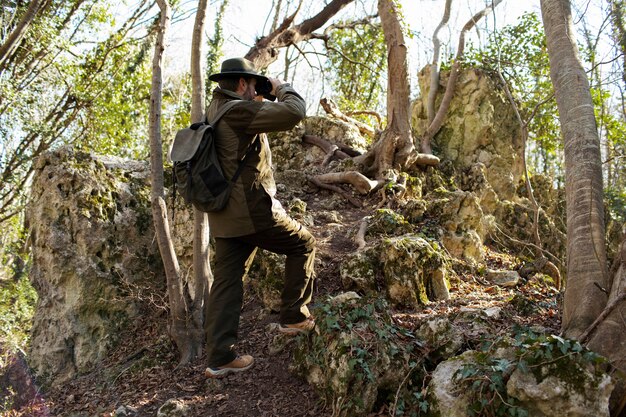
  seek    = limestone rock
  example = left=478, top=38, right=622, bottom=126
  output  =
left=340, top=234, right=450, bottom=307
left=268, top=122, right=307, bottom=170
left=486, top=269, right=521, bottom=287
left=157, top=399, right=188, bottom=417
left=26, top=148, right=161, bottom=384
left=428, top=337, right=613, bottom=417
left=292, top=297, right=416, bottom=417
left=495, top=199, right=566, bottom=261
left=507, top=366, right=613, bottom=417
left=412, top=66, right=523, bottom=201
left=366, top=208, right=414, bottom=237
left=426, top=189, right=486, bottom=262
left=416, top=318, right=464, bottom=361
left=304, top=116, right=368, bottom=153
left=246, top=249, right=285, bottom=312
left=427, top=350, right=477, bottom=417
left=381, top=235, right=450, bottom=306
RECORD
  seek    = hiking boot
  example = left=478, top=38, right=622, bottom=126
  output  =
left=204, top=355, right=254, bottom=378
left=278, top=317, right=316, bottom=335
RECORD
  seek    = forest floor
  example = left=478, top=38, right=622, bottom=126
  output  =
left=3, top=190, right=561, bottom=417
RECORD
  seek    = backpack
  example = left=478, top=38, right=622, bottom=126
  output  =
left=169, top=101, right=256, bottom=212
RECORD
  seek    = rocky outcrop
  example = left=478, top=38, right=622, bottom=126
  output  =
left=412, top=66, right=524, bottom=201
left=26, top=148, right=162, bottom=384
left=340, top=232, right=450, bottom=307
left=427, top=335, right=613, bottom=417
left=292, top=295, right=418, bottom=417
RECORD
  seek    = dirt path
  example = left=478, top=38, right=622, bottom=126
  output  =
left=32, top=195, right=365, bottom=417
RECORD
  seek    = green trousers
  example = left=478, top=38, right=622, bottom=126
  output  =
left=204, top=218, right=316, bottom=368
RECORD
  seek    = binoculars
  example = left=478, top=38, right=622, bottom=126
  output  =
left=256, top=79, right=276, bottom=101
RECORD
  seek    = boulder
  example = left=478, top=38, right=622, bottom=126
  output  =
left=427, top=335, right=614, bottom=417
left=507, top=366, right=612, bottom=417
left=245, top=249, right=285, bottom=312
left=292, top=297, right=418, bottom=417
left=412, top=66, right=523, bottom=201
left=486, top=269, right=521, bottom=287
left=340, top=234, right=450, bottom=307
left=26, top=148, right=162, bottom=384
left=426, top=189, right=486, bottom=262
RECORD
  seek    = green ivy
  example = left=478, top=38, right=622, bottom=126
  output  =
left=454, top=328, right=605, bottom=417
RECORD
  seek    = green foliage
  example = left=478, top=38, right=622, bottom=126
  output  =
left=293, top=296, right=425, bottom=417
left=75, top=39, right=153, bottom=159
left=455, top=328, right=605, bottom=417
left=0, top=0, right=155, bottom=224
left=0, top=276, right=37, bottom=360
left=206, top=0, right=229, bottom=97
left=324, top=20, right=387, bottom=121
left=463, top=12, right=561, bottom=179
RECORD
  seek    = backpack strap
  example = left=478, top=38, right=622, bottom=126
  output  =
left=207, top=100, right=239, bottom=126
left=231, top=137, right=261, bottom=183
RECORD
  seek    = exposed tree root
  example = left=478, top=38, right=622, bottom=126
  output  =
left=302, top=134, right=354, bottom=162
left=308, top=176, right=362, bottom=207
left=413, top=153, right=441, bottom=166
left=345, top=110, right=383, bottom=129
left=356, top=216, right=370, bottom=251
left=315, top=171, right=382, bottom=195
left=320, top=97, right=376, bottom=138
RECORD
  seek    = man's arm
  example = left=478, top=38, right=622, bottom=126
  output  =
left=244, top=82, right=306, bottom=134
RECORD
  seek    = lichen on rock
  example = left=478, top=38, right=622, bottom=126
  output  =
left=292, top=296, right=421, bottom=417
left=26, top=147, right=161, bottom=384
left=340, top=233, right=450, bottom=307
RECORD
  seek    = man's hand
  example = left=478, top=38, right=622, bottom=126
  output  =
left=268, top=77, right=287, bottom=95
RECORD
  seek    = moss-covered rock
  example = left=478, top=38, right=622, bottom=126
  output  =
left=493, top=199, right=566, bottom=260
left=428, top=333, right=614, bottom=417
left=341, top=234, right=450, bottom=307
left=425, top=189, right=486, bottom=262
left=366, top=208, right=414, bottom=237
left=27, top=147, right=161, bottom=385
left=412, top=66, right=523, bottom=201
left=292, top=296, right=421, bottom=417
left=245, top=249, right=285, bottom=312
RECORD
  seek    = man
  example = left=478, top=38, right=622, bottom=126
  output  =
left=203, top=58, right=316, bottom=378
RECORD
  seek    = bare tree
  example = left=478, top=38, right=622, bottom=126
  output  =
left=427, top=0, right=453, bottom=124
left=188, top=0, right=212, bottom=362
left=245, top=0, right=355, bottom=69
left=150, top=0, right=198, bottom=364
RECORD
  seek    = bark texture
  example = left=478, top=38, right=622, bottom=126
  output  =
left=0, top=0, right=46, bottom=71
left=354, top=0, right=415, bottom=178
left=540, top=0, right=608, bottom=338
left=150, top=0, right=195, bottom=362
left=189, top=0, right=212, bottom=362
left=245, top=0, right=354, bottom=69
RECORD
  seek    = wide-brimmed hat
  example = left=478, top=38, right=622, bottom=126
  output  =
left=208, top=57, right=269, bottom=82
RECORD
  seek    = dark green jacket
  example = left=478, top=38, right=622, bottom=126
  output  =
left=205, top=84, right=306, bottom=237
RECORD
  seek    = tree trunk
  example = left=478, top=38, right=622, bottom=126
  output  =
left=0, top=0, right=45, bottom=72
left=540, top=0, right=608, bottom=338
left=427, top=0, right=453, bottom=123
left=245, top=0, right=354, bottom=69
left=150, top=0, right=196, bottom=362
left=188, top=0, right=212, bottom=362
left=353, top=0, right=415, bottom=179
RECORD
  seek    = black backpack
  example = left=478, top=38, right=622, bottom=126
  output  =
left=169, top=101, right=257, bottom=212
